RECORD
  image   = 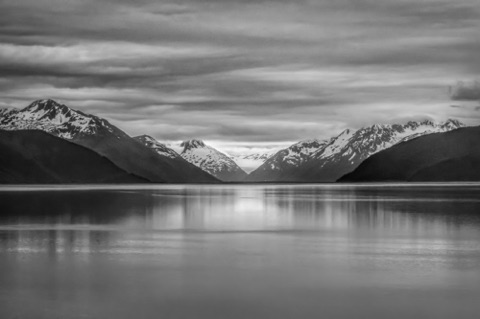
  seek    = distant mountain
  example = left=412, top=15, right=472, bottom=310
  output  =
left=0, top=130, right=147, bottom=184
left=229, top=149, right=279, bottom=173
left=177, top=139, right=248, bottom=181
left=247, top=139, right=329, bottom=181
left=0, top=99, right=217, bottom=183
left=247, top=119, right=464, bottom=182
left=339, top=126, right=480, bottom=182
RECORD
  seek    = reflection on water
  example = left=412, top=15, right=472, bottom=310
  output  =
left=1, top=184, right=480, bottom=319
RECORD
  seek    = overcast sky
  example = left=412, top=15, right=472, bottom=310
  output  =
left=1, top=0, right=480, bottom=153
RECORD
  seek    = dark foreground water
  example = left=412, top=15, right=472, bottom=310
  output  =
left=1, top=184, right=480, bottom=319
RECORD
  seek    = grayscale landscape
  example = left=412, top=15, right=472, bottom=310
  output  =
left=1, top=0, right=480, bottom=318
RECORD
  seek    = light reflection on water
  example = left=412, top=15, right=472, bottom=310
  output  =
left=1, top=184, right=480, bottom=319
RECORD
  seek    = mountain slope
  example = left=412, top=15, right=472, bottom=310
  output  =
left=178, top=140, right=247, bottom=181
left=247, top=119, right=464, bottom=182
left=247, top=139, right=329, bottom=181
left=339, top=126, right=480, bottom=182
left=0, top=99, right=217, bottom=183
left=134, top=135, right=181, bottom=159
left=0, top=130, right=147, bottom=184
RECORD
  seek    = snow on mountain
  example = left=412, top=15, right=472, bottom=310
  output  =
left=177, top=139, right=247, bottom=181
left=339, top=126, right=480, bottom=182
left=249, top=139, right=330, bottom=177
left=248, top=119, right=465, bottom=182
left=0, top=99, right=218, bottom=183
left=1, top=100, right=466, bottom=183
left=0, top=99, right=127, bottom=140
left=0, top=107, right=17, bottom=118
left=229, top=149, right=279, bottom=173
left=134, top=135, right=180, bottom=159
left=313, top=119, right=465, bottom=165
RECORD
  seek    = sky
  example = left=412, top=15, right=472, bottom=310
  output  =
left=1, top=0, right=480, bottom=154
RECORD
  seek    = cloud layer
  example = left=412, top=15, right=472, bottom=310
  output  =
left=451, top=80, right=480, bottom=101
left=1, top=0, right=480, bottom=153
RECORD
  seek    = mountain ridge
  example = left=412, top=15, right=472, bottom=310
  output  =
left=339, top=126, right=480, bottom=182
left=134, top=135, right=181, bottom=159
left=0, top=99, right=471, bottom=183
left=247, top=119, right=465, bottom=182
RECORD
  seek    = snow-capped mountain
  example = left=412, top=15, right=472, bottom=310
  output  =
left=246, top=139, right=329, bottom=178
left=248, top=119, right=465, bottom=182
left=339, top=126, right=480, bottom=182
left=177, top=139, right=247, bottom=181
left=229, top=149, right=279, bottom=173
left=0, top=99, right=127, bottom=140
left=0, top=99, right=218, bottom=183
left=0, top=107, right=17, bottom=118
left=134, top=135, right=180, bottom=159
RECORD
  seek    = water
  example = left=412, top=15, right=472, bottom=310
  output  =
left=1, top=184, right=480, bottom=319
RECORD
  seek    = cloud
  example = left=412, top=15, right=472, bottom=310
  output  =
left=450, top=80, right=480, bottom=101
left=1, top=0, right=480, bottom=153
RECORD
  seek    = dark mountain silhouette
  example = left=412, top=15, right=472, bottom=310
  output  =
left=0, top=130, right=147, bottom=184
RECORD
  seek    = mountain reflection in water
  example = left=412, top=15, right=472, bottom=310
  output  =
left=1, top=184, right=480, bottom=319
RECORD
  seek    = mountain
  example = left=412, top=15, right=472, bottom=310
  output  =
left=134, top=135, right=181, bottom=159
left=0, top=99, right=217, bottom=183
left=0, top=107, right=17, bottom=118
left=177, top=139, right=248, bottom=181
left=339, top=126, right=480, bottom=182
left=247, top=119, right=464, bottom=182
left=0, top=130, right=147, bottom=184
left=0, top=99, right=128, bottom=140
left=229, top=149, right=279, bottom=173
left=247, top=139, right=329, bottom=180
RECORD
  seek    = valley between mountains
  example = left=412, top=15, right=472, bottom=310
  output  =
left=0, top=99, right=476, bottom=183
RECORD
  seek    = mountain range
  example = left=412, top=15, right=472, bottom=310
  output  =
left=0, top=98, right=476, bottom=183
left=0, top=99, right=217, bottom=183
left=247, top=119, right=464, bottom=182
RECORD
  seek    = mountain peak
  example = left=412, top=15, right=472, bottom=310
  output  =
left=442, top=118, right=464, bottom=128
left=24, top=99, right=66, bottom=111
left=1, top=99, right=125, bottom=139
left=181, top=139, right=206, bottom=151
left=21, top=99, right=74, bottom=123
left=177, top=139, right=247, bottom=181
left=371, top=123, right=383, bottom=130
left=295, top=138, right=322, bottom=145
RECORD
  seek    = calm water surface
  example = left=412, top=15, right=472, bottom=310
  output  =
left=1, top=184, right=480, bottom=319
